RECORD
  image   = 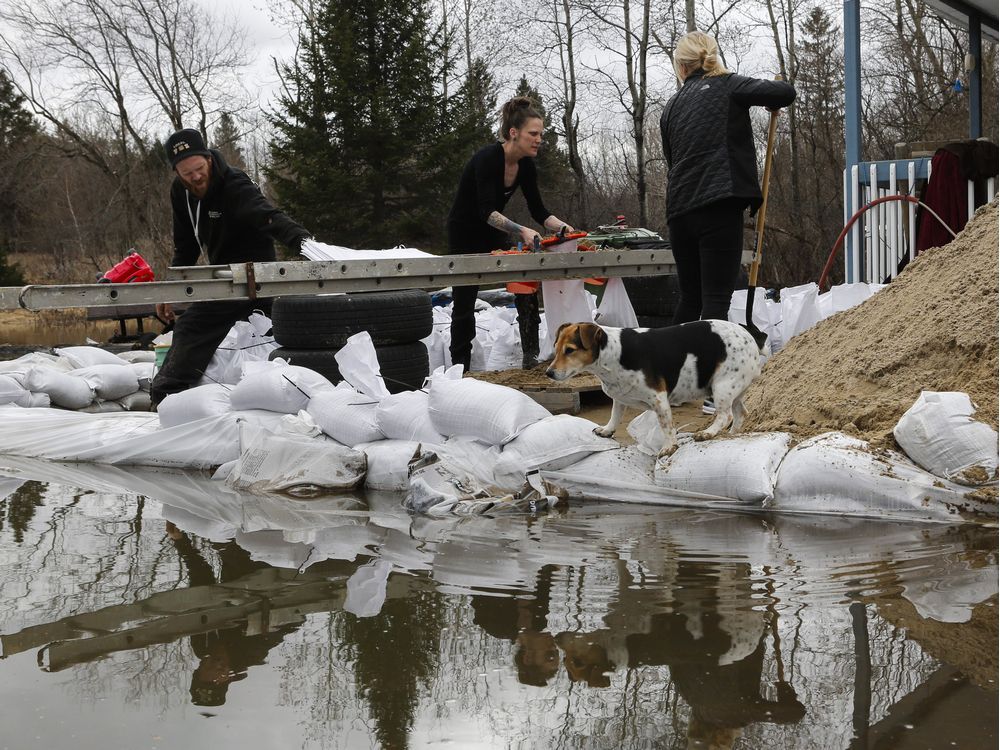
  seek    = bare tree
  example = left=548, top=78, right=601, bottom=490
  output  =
left=0, top=0, right=248, bottom=263
left=580, top=0, right=657, bottom=226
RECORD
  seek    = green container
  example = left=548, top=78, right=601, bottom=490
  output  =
left=154, top=345, right=170, bottom=369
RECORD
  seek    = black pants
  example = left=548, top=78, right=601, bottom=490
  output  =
left=449, top=285, right=480, bottom=371
left=151, top=299, right=269, bottom=405
left=449, top=286, right=540, bottom=370
left=668, top=198, right=746, bottom=324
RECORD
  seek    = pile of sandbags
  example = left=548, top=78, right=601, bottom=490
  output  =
left=729, top=281, right=885, bottom=354
left=0, top=346, right=154, bottom=412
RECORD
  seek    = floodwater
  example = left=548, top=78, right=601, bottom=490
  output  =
left=0, top=456, right=996, bottom=750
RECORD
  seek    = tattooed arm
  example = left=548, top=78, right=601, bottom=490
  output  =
left=543, top=216, right=575, bottom=234
left=488, top=211, right=540, bottom=247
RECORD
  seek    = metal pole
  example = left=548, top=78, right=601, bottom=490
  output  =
left=844, top=0, right=863, bottom=280
left=969, top=11, right=982, bottom=140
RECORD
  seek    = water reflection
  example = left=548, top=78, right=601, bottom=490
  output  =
left=0, top=455, right=996, bottom=749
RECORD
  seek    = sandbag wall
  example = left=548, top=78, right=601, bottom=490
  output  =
left=268, top=290, right=433, bottom=393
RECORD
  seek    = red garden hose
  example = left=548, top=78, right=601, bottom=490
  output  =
left=817, top=194, right=958, bottom=290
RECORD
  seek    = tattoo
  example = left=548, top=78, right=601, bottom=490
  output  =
left=488, top=211, right=522, bottom=237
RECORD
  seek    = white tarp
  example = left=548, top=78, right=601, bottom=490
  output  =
left=0, top=404, right=286, bottom=469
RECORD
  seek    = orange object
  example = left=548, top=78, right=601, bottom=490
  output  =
left=492, top=232, right=592, bottom=294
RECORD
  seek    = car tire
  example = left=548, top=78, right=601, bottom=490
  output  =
left=271, top=290, right=433, bottom=348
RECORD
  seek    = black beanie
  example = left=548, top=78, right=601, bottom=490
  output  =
left=165, top=128, right=211, bottom=168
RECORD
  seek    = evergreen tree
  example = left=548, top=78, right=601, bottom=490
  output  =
left=0, top=68, right=34, bottom=148
left=213, top=112, right=247, bottom=171
left=0, top=67, right=34, bottom=283
left=268, top=0, right=453, bottom=248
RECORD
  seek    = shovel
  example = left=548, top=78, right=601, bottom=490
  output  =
left=745, top=99, right=781, bottom=342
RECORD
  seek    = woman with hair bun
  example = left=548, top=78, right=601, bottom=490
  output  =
left=446, top=96, right=575, bottom=371
left=660, top=31, right=795, bottom=324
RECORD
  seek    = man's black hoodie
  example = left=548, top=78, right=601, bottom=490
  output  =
left=170, top=149, right=309, bottom=267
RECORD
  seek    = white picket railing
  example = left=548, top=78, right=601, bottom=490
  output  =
left=843, top=158, right=998, bottom=284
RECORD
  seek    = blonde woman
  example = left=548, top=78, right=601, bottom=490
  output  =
left=660, top=31, right=795, bottom=323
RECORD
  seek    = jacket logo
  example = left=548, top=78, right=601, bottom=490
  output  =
left=700, top=84, right=710, bottom=90
left=208, top=210, right=222, bottom=218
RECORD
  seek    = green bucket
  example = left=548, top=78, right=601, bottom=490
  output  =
left=154, top=345, right=170, bottom=369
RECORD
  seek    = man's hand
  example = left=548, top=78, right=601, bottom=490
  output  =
left=156, top=302, right=176, bottom=324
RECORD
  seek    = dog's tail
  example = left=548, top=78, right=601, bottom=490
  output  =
left=741, top=320, right=769, bottom=354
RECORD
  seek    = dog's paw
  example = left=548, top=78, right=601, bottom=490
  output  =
left=656, top=443, right=679, bottom=460
left=692, top=430, right=713, bottom=442
left=593, top=425, right=615, bottom=438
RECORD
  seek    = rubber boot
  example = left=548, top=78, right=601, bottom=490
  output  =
left=515, top=292, right=540, bottom=369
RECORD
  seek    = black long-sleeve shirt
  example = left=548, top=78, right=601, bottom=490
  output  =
left=170, top=149, right=310, bottom=267
left=446, top=142, right=551, bottom=253
left=660, top=71, right=795, bottom=222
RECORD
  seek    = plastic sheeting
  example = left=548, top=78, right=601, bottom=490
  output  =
left=0, top=404, right=287, bottom=469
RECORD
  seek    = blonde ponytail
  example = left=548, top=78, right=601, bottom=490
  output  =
left=673, top=31, right=729, bottom=81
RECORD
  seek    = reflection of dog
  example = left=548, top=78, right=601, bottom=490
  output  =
left=556, top=633, right=614, bottom=688
left=546, top=321, right=761, bottom=458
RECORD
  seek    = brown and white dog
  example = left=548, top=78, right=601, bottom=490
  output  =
left=546, top=321, right=762, bottom=458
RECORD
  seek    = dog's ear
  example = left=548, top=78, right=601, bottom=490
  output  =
left=578, top=323, right=607, bottom=352
left=555, top=322, right=572, bottom=339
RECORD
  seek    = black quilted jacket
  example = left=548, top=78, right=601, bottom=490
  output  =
left=660, top=71, right=795, bottom=222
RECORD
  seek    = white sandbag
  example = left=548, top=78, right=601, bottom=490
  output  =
left=116, top=350, right=157, bottom=364
left=56, top=346, right=130, bottom=369
left=435, top=436, right=503, bottom=487
left=594, top=276, right=639, bottom=328
left=422, top=328, right=448, bottom=373
left=335, top=331, right=391, bottom=400
left=358, top=440, right=422, bottom=491
left=653, top=432, right=792, bottom=503
left=157, top=383, right=233, bottom=428
left=541, top=280, right=595, bottom=354
left=541, top=446, right=771, bottom=509
left=779, top=283, right=822, bottom=343
left=772, top=432, right=996, bottom=522
left=70, top=364, right=140, bottom=400
left=200, top=319, right=280, bottom=386
left=306, top=384, right=384, bottom=446
left=893, top=392, right=999, bottom=485
left=495, top=414, right=618, bottom=488
left=375, top=389, right=446, bottom=444
left=23, top=367, right=95, bottom=409
left=0, top=352, right=74, bottom=380
left=428, top=376, right=550, bottom=445
left=130, top=361, right=155, bottom=391
left=830, top=282, right=875, bottom=314
left=229, top=362, right=334, bottom=413
left=225, top=420, right=366, bottom=496
left=484, top=319, right=522, bottom=371
left=0, top=376, right=43, bottom=407
left=117, top=391, right=152, bottom=412
left=78, top=400, right=126, bottom=413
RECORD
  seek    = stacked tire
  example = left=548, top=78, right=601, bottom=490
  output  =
left=269, top=290, right=433, bottom=394
left=618, top=238, right=680, bottom=327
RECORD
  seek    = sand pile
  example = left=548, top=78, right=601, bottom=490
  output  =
left=743, top=200, right=999, bottom=446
